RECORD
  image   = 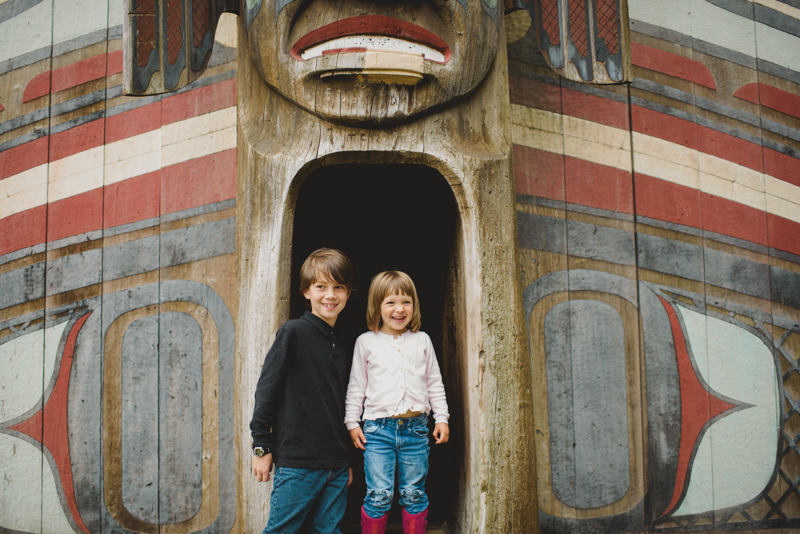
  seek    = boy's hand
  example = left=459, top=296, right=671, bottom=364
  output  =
left=433, top=423, right=449, bottom=444
left=348, top=468, right=353, bottom=487
left=253, top=453, right=274, bottom=482
left=349, top=427, right=367, bottom=450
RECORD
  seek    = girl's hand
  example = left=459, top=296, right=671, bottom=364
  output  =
left=349, top=427, right=367, bottom=450
left=433, top=423, right=449, bottom=444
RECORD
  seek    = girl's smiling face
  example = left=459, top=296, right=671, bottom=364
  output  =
left=379, top=292, right=414, bottom=337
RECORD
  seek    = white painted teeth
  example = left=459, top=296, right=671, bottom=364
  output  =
left=301, top=36, right=445, bottom=62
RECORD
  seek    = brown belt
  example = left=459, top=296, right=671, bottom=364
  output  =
left=390, top=410, right=424, bottom=418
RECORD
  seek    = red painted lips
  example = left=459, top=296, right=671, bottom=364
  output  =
left=291, top=15, right=451, bottom=62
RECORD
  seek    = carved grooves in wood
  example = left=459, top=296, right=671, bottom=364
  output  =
left=192, top=0, right=209, bottom=47
left=595, top=0, right=619, bottom=55
left=134, top=0, right=157, bottom=67
left=166, top=0, right=183, bottom=65
left=541, top=0, right=560, bottom=45
left=568, top=0, right=588, bottom=57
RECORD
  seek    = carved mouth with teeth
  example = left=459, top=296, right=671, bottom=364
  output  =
left=291, top=15, right=451, bottom=84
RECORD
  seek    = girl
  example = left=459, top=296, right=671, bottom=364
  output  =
left=345, top=271, right=449, bottom=534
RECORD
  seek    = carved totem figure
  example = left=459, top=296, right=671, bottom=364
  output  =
left=124, top=0, right=631, bottom=531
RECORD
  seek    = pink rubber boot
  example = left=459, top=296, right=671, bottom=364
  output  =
left=401, top=508, right=428, bottom=534
left=361, top=506, right=389, bottom=534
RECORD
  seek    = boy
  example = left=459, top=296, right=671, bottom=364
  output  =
left=251, top=248, right=355, bottom=534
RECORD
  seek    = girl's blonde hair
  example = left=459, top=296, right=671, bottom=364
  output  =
left=366, top=271, right=422, bottom=333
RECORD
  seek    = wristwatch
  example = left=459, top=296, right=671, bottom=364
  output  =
left=253, top=446, right=270, bottom=457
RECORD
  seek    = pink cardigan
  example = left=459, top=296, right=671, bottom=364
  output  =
left=344, top=330, right=450, bottom=430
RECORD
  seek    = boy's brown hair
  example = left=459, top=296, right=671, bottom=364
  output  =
left=298, top=248, right=355, bottom=297
left=366, top=271, right=422, bottom=333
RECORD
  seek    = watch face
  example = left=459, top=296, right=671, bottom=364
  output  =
left=254, top=446, right=266, bottom=457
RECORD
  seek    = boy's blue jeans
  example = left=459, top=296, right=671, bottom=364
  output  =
left=362, top=414, right=430, bottom=519
left=263, top=466, right=349, bottom=534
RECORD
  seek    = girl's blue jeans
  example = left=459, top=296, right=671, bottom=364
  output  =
left=362, top=414, right=430, bottom=519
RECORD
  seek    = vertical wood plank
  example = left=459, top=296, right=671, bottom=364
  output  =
left=0, top=1, right=54, bottom=532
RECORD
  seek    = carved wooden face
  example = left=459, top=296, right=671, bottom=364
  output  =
left=244, top=0, right=500, bottom=125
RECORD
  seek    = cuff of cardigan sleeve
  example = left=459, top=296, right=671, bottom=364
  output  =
left=345, top=421, right=360, bottom=431
left=433, top=415, right=449, bottom=425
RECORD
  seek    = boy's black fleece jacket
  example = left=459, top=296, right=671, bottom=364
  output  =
left=250, top=311, right=353, bottom=469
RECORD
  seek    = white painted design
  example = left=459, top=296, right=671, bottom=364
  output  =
left=0, top=105, right=236, bottom=218
left=690, top=1, right=757, bottom=58
left=0, top=164, right=48, bottom=218
left=756, top=21, right=800, bottom=75
left=215, top=12, right=238, bottom=48
left=511, top=105, right=632, bottom=171
left=301, top=36, right=446, bottom=63
left=161, top=107, right=236, bottom=146
left=630, top=0, right=800, bottom=67
left=672, top=305, right=779, bottom=516
left=107, top=0, right=123, bottom=28
left=52, top=0, right=107, bottom=47
left=161, top=126, right=237, bottom=168
left=104, top=130, right=161, bottom=186
left=0, top=0, right=52, bottom=64
left=628, top=0, right=692, bottom=36
left=0, top=321, right=68, bottom=424
left=0, top=433, right=43, bottom=531
left=0, top=434, right=75, bottom=533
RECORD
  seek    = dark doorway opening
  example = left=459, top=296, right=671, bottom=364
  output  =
left=290, top=164, right=459, bottom=528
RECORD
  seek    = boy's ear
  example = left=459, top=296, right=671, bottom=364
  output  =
left=302, top=289, right=310, bottom=300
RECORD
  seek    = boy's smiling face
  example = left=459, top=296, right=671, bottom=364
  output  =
left=303, top=277, right=351, bottom=327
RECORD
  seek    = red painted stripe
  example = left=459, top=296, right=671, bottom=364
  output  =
left=513, top=145, right=565, bottom=200
left=105, top=101, right=161, bottom=144
left=21, top=51, right=123, bottom=103
left=631, top=43, right=716, bottom=90
left=632, top=105, right=697, bottom=150
left=633, top=105, right=772, bottom=174
left=764, top=147, right=800, bottom=189
left=733, top=83, right=759, bottom=105
left=734, top=83, right=800, bottom=120
left=4, top=80, right=234, bottom=176
left=701, top=192, right=768, bottom=246
left=635, top=174, right=702, bottom=229
left=10, top=313, right=93, bottom=534
left=565, top=156, right=633, bottom=213
left=22, top=71, right=50, bottom=103
left=161, top=149, right=236, bottom=214
left=657, top=296, right=737, bottom=518
left=561, top=86, right=629, bottom=130
left=51, top=54, right=106, bottom=94
left=290, top=15, right=451, bottom=62
left=49, top=119, right=104, bottom=162
left=697, top=124, right=763, bottom=173
left=509, top=76, right=562, bottom=114
left=0, top=137, right=49, bottom=180
left=768, top=213, right=800, bottom=257
left=0, top=102, right=5, bottom=111
left=104, top=170, right=160, bottom=228
left=0, top=205, right=47, bottom=256
left=106, top=50, right=123, bottom=76
left=161, top=78, right=237, bottom=125
left=47, top=188, right=103, bottom=242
